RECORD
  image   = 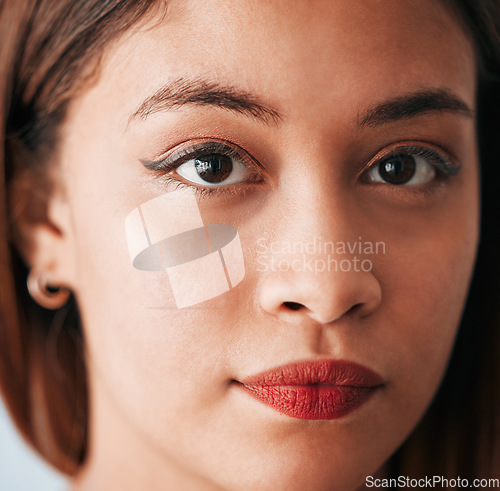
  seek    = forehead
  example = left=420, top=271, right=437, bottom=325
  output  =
left=73, top=0, right=476, bottom=130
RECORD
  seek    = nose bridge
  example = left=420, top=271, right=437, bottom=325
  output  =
left=276, top=167, right=354, bottom=245
left=276, top=131, right=353, bottom=238
left=266, top=144, right=368, bottom=266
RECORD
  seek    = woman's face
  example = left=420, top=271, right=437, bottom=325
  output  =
left=48, top=0, right=478, bottom=489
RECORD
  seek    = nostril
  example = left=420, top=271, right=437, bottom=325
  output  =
left=283, top=301, right=304, bottom=311
left=347, top=303, right=363, bottom=315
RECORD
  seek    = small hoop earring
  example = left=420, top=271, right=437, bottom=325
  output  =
left=27, top=269, right=71, bottom=310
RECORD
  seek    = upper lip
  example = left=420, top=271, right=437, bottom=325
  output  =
left=239, top=359, right=384, bottom=388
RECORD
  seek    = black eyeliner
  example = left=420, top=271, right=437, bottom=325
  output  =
left=140, top=141, right=244, bottom=172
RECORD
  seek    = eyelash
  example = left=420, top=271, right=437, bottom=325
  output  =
left=142, top=140, right=264, bottom=197
left=360, top=143, right=458, bottom=177
left=142, top=139, right=459, bottom=197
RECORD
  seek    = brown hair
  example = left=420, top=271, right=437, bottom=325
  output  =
left=0, top=0, right=498, bottom=480
left=0, top=0, right=162, bottom=474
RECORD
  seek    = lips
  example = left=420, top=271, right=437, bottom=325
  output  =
left=239, top=360, right=384, bottom=420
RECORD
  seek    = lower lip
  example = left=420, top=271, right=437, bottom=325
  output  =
left=241, top=384, right=379, bottom=420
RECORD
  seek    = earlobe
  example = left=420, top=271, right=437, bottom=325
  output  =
left=9, top=169, right=76, bottom=294
left=27, top=268, right=71, bottom=310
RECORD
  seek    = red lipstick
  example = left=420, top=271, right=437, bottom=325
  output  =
left=239, top=360, right=383, bottom=420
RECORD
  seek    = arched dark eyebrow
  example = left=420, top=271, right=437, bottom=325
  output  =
left=358, top=88, right=473, bottom=128
left=129, top=77, right=282, bottom=126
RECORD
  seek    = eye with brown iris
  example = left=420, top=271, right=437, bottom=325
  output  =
left=194, top=154, right=233, bottom=183
left=378, top=155, right=416, bottom=185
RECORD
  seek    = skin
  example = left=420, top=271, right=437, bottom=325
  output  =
left=22, top=1, right=478, bottom=489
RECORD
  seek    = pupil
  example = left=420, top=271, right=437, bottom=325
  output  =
left=379, top=155, right=416, bottom=184
left=194, top=154, right=233, bottom=183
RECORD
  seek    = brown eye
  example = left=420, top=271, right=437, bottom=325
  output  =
left=366, top=149, right=439, bottom=186
left=378, top=155, right=416, bottom=185
left=194, top=154, right=233, bottom=183
left=174, top=142, right=256, bottom=188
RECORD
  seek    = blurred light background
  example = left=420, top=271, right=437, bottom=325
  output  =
left=0, top=398, right=68, bottom=491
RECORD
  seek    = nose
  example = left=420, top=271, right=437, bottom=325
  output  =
left=257, top=182, right=382, bottom=324
left=259, top=262, right=382, bottom=324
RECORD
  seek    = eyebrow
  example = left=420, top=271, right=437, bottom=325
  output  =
left=129, top=77, right=282, bottom=125
left=358, top=88, right=474, bottom=128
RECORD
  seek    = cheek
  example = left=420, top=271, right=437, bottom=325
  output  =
left=70, top=187, right=253, bottom=426
left=374, top=198, right=479, bottom=433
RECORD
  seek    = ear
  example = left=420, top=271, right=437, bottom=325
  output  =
left=10, top=168, right=76, bottom=290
